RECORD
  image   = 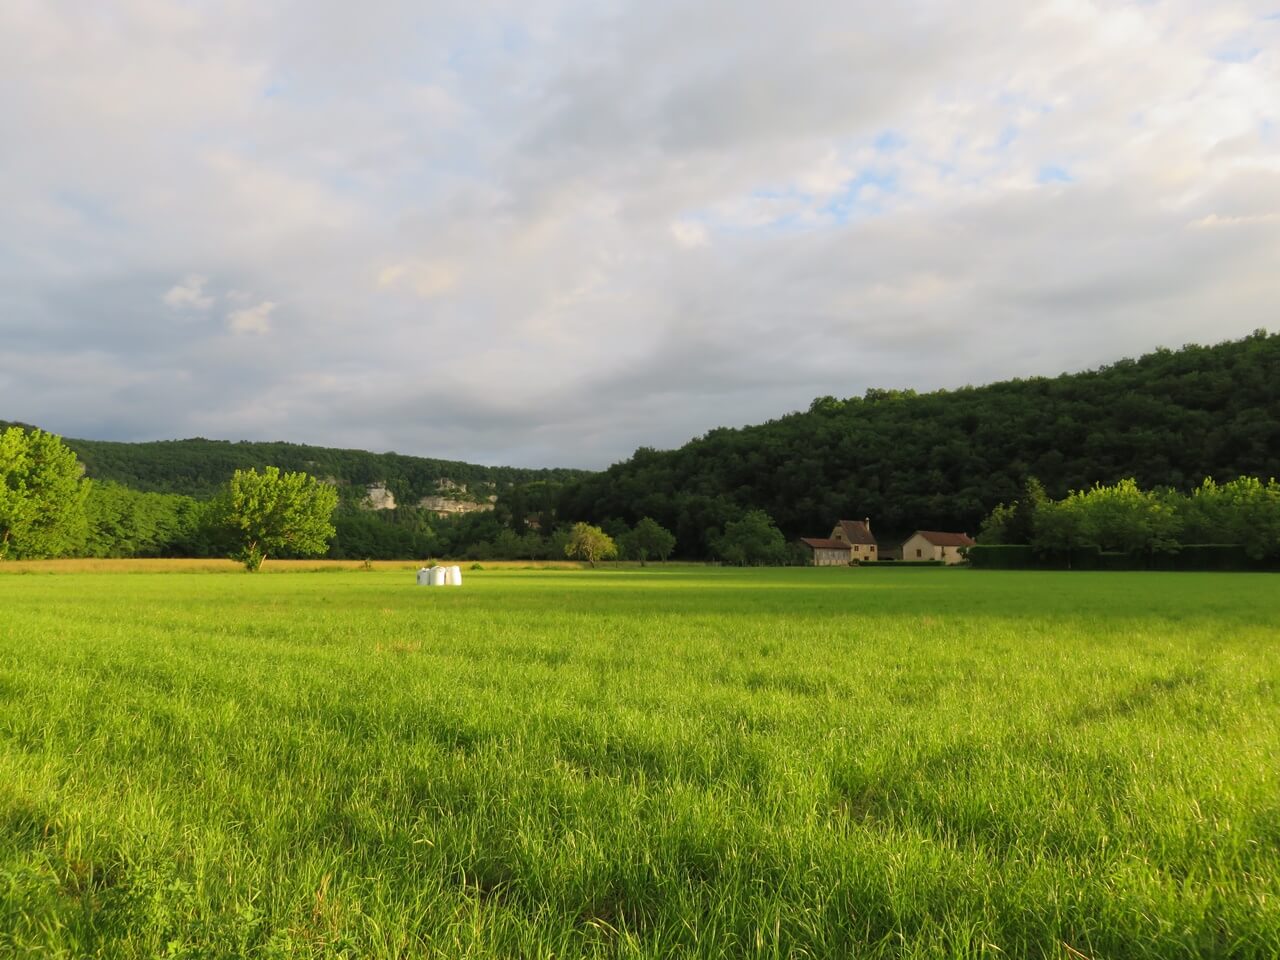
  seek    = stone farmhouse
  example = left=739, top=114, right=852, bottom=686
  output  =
left=801, top=518, right=879, bottom=565
left=799, top=537, right=853, bottom=566
left=830, top=519, right=878, bottom=562
left=901, top=530, right=975, bottom=564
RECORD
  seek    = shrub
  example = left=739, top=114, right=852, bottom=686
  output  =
left=966, top=545, right=1035, bottom=569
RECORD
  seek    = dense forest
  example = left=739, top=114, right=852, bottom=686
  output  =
left=0, top=431, right=589, bottom=504
left=556, top=332, right=1280, bottom=556
left=0, top=426, right=594, bottom=560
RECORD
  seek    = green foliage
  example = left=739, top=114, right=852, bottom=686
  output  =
left=56, top=434, right=587, bottom=502
left=1185, top=477, right=1280, bottom=560
left=2, top=567, right=1280, bottom=956
left=328, top=507, right=442, bottom=560
left=619, top=517, right=677, bottom=565
left=971, top=543, right=1274, bottom=572
left=558, top=333, right=1280, bottom=554
left=966, top=545, right=1037, bottom=569
left=712, top=510, right=787, bottom=566
left=80, top=481, right=208, bottom=558
left=1035, top=478, right=1183, bottom=557
left=564, top=522, right=617, bottom=567
left=0, top=427, right=89, bottom=559
left=981, top=478, right=1049, bottom=546
left=978, top=473, right=1280, bottom=568
left=216, top=466, right=339, bottom=571
left=977, top=501, right=1016, bottom=546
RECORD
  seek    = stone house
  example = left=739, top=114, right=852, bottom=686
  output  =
left=830, top=519, right=878, bottom=562
left=902, top=530, right=974, bottom=564
left=800, top=538, right=853, bottom=566
left=800, top=518, right=879, bottom=566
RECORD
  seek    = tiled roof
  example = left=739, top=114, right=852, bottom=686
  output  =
left=837, top=520, right=877, bottom=545
left=914, top=530, right=975, bottom=547
left=801, top=538, right=852, bottom=550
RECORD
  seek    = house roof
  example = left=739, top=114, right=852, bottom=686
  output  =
left=801, top=538, right=852, bottom=551
left=836, top=520, right=877, bottom=545
left=912, top=530, right=975, bottom=547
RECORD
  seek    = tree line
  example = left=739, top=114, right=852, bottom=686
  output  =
left=2, top=427, right=337, bottom=570
left=9, top=430, right=589, bottom=503
left=975, top=475, right=1280, bottom=565
left=555, top=332, right=1280, bottom=555
left=2, top=426, right=691, bottom=567
left=7, top=332, right=1279, bottom=564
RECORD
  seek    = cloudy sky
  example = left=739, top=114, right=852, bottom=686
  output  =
left=2, top=1, right=1277, bottom=468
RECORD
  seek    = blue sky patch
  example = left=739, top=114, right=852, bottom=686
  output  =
left=1038, top=165, right=1073, bottom=185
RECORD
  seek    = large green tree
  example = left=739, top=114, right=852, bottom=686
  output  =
left=712, top=510, right=787, bottom=566
left=0, top=427, right=88, bottom=559
left=621, top=517, right=677, bottom=565
left=218, top=466, right=338, bottom=571
left=564, top=522, right=617, bottom=567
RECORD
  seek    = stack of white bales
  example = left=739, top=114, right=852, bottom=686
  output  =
left=416, top=565, right=462, bottom=586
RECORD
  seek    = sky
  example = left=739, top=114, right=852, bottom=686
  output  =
left=2, top=1, right=1278, bottom=468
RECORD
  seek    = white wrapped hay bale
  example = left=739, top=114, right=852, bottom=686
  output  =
left=429, top=566, right=446, bottom=586
left=416, top=567, right=431, bottom=586
left=450, top=565, right=463, bottom=586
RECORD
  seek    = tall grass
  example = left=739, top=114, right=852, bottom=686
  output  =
left=1, top=567, right=1277, bottom=958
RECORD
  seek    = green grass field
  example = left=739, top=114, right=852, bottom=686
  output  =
left=1, top=566, right=1277, bottom=958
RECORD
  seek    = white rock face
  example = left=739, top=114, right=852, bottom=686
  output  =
left=365, top=484, right=396, bottom=510
left=417, top=496, right=492, bottom=515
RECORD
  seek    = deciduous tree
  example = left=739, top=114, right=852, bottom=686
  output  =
left=628, top=517, right=676, bottom=564
left=712, top=510, right=787, bottom=566
left=564, top=522, right=617, bottom=567
left=217, top=466, right=338, bottom=571
left=0, top=427, right=88, bottom=559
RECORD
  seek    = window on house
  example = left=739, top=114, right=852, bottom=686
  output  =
left=916, top=548, right=922, bottom=558
left=853, top=545, right=859, bottom=552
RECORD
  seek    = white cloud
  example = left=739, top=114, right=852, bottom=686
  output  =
left=669, top=220, right=709, bottom=248
left=162, top=275, right=213, bottom=310
left=1189, top=212, right=1280, bottom=228
left=0, top=0, right=1277, bottom=466
left=227, top=301, right=276, bottom=337
left=377, top=260, right=459, bottom=298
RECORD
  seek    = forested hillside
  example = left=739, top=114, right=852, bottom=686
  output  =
left=7, top=332, right=1277, bottom=562
left=557, top=332, right=1280, bottom=555
left=0, top=434, right=588, bottom=504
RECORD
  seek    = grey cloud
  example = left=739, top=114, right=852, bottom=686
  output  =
left=1, top=0, right=1277, bottom=467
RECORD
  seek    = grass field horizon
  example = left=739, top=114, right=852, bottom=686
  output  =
left=2, top=566, right=1277, bottom=958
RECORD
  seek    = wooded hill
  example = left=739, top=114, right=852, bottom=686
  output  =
left=556, top=332, right=1280, bottom=556
left=0, top=431, right=589, bottom=505
left=7, top=332, right=1277, bottom=561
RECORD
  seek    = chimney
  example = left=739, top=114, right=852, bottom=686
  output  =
left=864, top=516, right=871, bottom=534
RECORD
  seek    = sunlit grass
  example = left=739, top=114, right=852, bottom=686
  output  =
left=1, top=567, right=1277, bottom=958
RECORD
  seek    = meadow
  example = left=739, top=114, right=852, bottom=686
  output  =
left=0, top=565, right=1277, bottom=959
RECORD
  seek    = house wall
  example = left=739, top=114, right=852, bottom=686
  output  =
left=902, top=534, right=940, bottom=562
left=829, top=524, right=879, bottom=562
left=901, top=535, right=967, bottom=564
left=810, top=548, right=850, bottom=567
